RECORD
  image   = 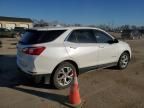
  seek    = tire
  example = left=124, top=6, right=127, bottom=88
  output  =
left=52, top=62, right=76, bottom=89
left=117, top=52, right=130, bottom=69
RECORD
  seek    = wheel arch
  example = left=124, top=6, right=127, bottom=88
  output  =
left=118, top=50, right=131, bottom=62
left=50, top=60, right=79, bottom=83
left=122, top=50, right=130, bottom=58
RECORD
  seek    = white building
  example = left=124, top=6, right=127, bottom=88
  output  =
left=0, top=16, right=33, bottom=29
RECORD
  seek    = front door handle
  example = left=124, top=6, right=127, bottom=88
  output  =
left=99, top=46, right=104, bottom=48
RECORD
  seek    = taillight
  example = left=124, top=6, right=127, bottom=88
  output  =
left=22, top=47, right=45, bottom=55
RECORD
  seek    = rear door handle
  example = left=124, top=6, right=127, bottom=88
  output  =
left=69, top=46, right=78, bottom=49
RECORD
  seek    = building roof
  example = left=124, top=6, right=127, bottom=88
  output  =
left=0, top=16, right=32, bottom=23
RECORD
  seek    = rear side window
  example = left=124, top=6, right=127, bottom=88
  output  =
left=67, top=30, right=96, bottom=43
left=20, top=30, right=66, bottom=45
left=67, top=31, right=77, bottom=42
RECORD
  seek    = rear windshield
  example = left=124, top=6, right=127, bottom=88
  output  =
left=19, top=30, right=66, bottom=45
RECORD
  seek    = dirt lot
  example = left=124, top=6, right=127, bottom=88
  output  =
left=0, top=38, right=144, bottom=108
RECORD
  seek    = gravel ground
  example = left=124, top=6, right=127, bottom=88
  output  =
left=0, top=38, right=144, bottom=108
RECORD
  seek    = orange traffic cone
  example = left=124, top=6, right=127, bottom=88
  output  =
left=69, top=71, right=81, bottom=107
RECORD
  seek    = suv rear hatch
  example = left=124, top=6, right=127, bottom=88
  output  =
left=17, top=29, right=66, bottom=74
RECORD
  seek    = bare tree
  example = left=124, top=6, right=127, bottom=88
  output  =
left=119, top=25, right=130, bottom=31
left=131, top=25, right=137, bottom=30
left=88, top=25, right=96, bottom=27
left=33, top=19, right=49, bottom=27
left=97, top=24, right=111, bottom=31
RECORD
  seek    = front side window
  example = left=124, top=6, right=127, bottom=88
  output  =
left=94, top=30, right=113, bottom=43
left=67, top=30, right=96, bottom=43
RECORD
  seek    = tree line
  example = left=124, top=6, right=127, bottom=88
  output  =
left=33, top=19, right=144, bottom=32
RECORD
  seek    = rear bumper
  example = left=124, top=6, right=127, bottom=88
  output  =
left=16, top=54, right=55, bottom=75
left=17, top=66, right=51, bottom=84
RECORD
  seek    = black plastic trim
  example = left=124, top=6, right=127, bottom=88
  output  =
left=79, top=62, right=117, bottom=74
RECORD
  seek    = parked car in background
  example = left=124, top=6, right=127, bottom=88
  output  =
left=17, top=27, right=132, bottom=89
left=121, top=29, right=142, bottom=39
left=12, top=27, right=26, bottom=40
left=0, top=28, right=13, bottom=38
left=121, top=30, right=132, bottom=39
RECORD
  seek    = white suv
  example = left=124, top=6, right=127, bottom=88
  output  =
left=17, top=27, right=131, bottom=89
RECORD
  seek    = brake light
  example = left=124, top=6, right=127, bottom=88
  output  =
left=22, top=47, right=45, bottom=55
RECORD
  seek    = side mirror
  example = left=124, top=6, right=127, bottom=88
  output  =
left=108, top=39, right=119, bottom=44
left=113, top=39, right=119, bottom=43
